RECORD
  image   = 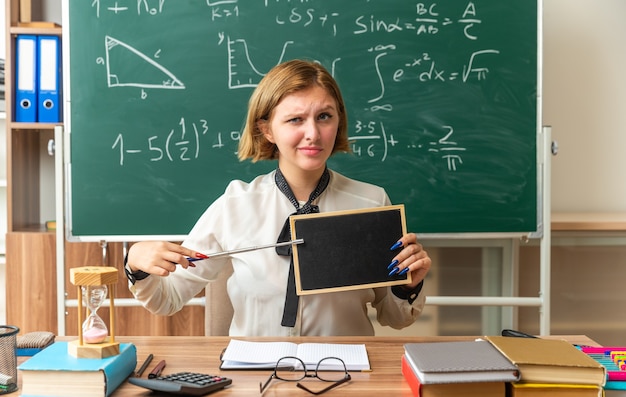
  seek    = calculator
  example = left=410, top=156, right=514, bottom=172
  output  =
left=128, top=372, right=232, bottom=395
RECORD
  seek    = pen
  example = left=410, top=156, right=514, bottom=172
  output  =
left=186, top=239, right=305, bottom=262
left=135, top=353, right=153, bottom=377
left=148, top=360, right=166, bottom=379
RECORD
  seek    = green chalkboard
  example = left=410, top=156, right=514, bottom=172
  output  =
left=65, top=1, right=538, bottom=240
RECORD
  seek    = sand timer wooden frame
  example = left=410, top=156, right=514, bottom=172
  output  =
left=68, top=266, right=120, bottom=358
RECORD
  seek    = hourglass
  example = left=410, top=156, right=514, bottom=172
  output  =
left=68, top=266, right=120, bottom=358
left=82, top=284, right=109, bottom=343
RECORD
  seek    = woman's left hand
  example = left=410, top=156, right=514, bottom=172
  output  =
left=389, top=233, right=431, bottom=289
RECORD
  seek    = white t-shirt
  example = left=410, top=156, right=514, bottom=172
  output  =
left=129, top=169, right=425, bottom=336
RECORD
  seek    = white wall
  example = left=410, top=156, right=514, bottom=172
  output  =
left=41, top=0, right=62, bottom=25
left=0, top=0, right=5, bottom=56
left=544, top=0, right=626, bottom=212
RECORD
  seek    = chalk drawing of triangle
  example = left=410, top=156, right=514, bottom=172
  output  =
left=105, top=35, right=185, bottom=89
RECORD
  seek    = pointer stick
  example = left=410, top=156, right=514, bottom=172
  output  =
left=187, top=239, right=304, bottom=262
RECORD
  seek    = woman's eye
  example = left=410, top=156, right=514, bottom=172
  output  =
left=318, top=113, right=333, bottom=120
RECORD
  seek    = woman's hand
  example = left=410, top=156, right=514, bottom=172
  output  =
left=388, top=233, right=431, bottom=289
left=126, top=241, right=203, bottom=277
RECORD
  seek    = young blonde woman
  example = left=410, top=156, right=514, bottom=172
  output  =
left=125, top=59, right=431, bottom=336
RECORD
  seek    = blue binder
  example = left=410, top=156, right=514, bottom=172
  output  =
left=37, top=35, right=62, bottom=123
left=15, top=35, right=38, bottom=122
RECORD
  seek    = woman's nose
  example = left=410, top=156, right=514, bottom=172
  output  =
left=303, top=120, right=320, bottom=140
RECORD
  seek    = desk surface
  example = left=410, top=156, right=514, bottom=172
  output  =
left=17, top=335, right=598, bottom=397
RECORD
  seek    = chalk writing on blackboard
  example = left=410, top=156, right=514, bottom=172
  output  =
left=91, top=0, right=167, bottom=17
left=98, top=0, right=498, bottom=173
left=68, top=0, right=538, bottom=237
left=110, top=117, right=463, bottom=171
left=428, top=126, right=467, bottom=171
left=101, top=36, right=185, bottom=90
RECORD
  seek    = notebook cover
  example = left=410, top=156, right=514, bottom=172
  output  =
left=485, top=336, right=606, bottom=385
left=403, top=340, right=520, bottom=384
left=18, top=341, right=137, bottom=397
left=401, top=354, right=506, bottom=397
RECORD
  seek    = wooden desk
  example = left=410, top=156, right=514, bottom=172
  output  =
left=16, top=335, right=598, bottom=396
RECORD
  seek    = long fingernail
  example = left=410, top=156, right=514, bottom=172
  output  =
left=390, top=241, right=403, bottom=251
left=398, top=267, right=409, bottom=276
left=196, top=253, right=209, bottom=259
left=388, top=267, right=400, bottom=276
left=387, top=259, right=399, bottom=270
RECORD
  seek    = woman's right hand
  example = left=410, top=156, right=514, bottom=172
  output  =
left=126, top=241, right=202, bottom=277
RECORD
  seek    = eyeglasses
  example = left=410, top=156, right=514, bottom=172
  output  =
left=259, top=356, right=352, bottom=395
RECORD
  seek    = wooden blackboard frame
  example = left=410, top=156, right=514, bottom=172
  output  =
left=290, top=205, right=411, bottom=295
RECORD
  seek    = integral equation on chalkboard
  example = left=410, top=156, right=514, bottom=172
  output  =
left=91, top=1, right=505, bottom=171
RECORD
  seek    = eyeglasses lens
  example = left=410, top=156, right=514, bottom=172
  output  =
left=275, top=357, right=305, bottom=381
left=315, top=357, right=348, bottom=382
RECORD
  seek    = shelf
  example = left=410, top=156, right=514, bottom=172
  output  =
left=9, top=224, right=55, bottom=233
left=9, top=122, right=61, bottom=130
left=9, top=26, right=62, bottom=35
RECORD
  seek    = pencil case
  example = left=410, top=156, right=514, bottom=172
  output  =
left=16, top=331, right=55, bottom=356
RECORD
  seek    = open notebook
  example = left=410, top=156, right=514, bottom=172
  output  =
left=219, top=339, right=370, bottom=371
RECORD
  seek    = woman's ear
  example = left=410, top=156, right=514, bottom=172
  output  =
left=257, top=119, right=274, bottom=143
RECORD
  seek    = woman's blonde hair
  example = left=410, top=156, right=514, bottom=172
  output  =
left=238, top=59, right=350, bottom=162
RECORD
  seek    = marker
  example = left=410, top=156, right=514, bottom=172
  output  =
left=148, top=360, right=166, bottom=379
left=186, top=239, right=305, bottom=262
left=135, top=353, right=153, bottom=377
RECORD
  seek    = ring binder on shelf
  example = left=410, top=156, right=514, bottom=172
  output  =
left=37, top=35, right=62, bottom=123
left=15, top=34, right=38, bottom=122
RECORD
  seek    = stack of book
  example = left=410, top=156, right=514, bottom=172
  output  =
left=401, top=339, right=520, bottom=397
left=401, top=337, right=608, bottom=397
left=485, top=336, right=606, bottom=397
left=580, top=346, right=626, bottom=397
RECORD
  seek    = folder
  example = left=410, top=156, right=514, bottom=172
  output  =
left=37, top=35, right=62, bottom=123
left=15, top=34, right=38, bottom=122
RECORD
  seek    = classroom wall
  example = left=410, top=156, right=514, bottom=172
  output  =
left=544, top=0, right=626, bottom=212
left=10, top=0, right=626, bottom=339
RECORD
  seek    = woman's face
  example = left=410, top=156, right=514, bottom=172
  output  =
left=261, top=85, right=339, bottom=177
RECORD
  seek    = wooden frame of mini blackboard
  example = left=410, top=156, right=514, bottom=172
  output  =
left=289, top=204, right=411, bottom=295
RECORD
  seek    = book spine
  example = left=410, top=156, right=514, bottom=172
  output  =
left=401, top=355, right=421, bottom=397
left=103, top=344, right=137, bottom=397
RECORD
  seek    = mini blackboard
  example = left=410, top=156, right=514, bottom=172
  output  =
left=290, top=205, right=410, bottom=295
